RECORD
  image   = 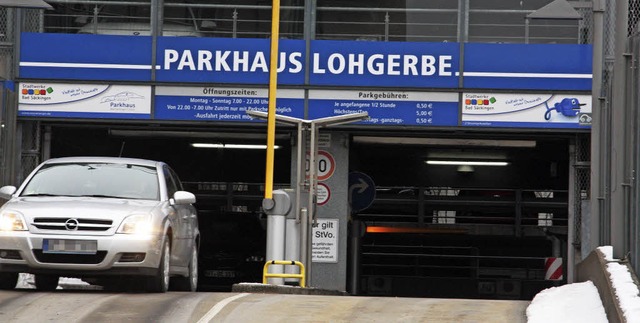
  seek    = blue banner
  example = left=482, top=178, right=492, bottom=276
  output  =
left=156, top=37, right=305, bottom=85
left=308, top=90, right=459, bottom=127
left=463, top=43, right=592, bottom=91
left=154, top=86, right=304, bottom=122
left=20, top=33, right=152, bottom=81
left=19, top=33, right=592, bottom=91
left=309, top=40, right=460, bottom=88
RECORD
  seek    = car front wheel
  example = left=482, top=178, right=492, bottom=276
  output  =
left=147, top=238, right=170, bottom=293
left=171, top=243, right=198, bottom=291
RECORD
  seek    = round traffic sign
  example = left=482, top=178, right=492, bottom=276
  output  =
left=306, top=150, right=336, bottom=181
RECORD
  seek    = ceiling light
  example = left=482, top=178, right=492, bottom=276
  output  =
left=353, top=136, right=536, bottom=148
left=457, top=165, right=475, bottom=173
left=191, top=143, right=280, bottom=149
left=426, top=160, right=509, bottom=166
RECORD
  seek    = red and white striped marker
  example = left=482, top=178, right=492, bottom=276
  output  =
left=545, top=257, right=563, bottom=280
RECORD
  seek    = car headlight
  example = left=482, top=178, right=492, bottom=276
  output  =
left=0, top=211, right=28, bottom=231
left=117, top=214, right=153, bottom=235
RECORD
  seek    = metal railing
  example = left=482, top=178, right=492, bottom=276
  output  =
left=359, top=186, right=569, bottom=230
left=40, top=0, right=592, bottom=44
left=263, top=260, right=306, bottom=287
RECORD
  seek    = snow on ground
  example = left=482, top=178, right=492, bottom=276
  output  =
left=16, top=273, right=90, bottom=290
left=526, top=280, right=608, bottom=323
left=527, top=246, right=640, bottom=323
left=600, top=246, right=640, bottom=323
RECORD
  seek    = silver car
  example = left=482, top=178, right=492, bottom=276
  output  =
left=0, top=157, right=199, bottom=292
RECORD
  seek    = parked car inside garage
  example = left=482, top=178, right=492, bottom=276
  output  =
left=0, top=156, right=199, bottom=293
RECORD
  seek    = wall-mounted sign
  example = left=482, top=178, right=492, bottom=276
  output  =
left=20, top=33, right=592, bottom=91
left=464, top=43, right=592, bottom=91
left=18, top=83, right=151, bottom=119
left=309, top=90, right=458, bottom=127
left=312, top=219, right=339, bottom=263
left=349, top=171, right=376, bottom=213
left=155, top=86, right=304, bottom=121
left=316, top=183, right=331, bottom=206
left=461, top=93, right=592, bottom=129
left=20, top=33, right=152, bottom=82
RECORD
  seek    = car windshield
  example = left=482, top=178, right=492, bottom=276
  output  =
left=20, top=162, right=159, bottom=200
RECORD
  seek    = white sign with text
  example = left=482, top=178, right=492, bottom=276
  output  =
left=312, top=219, right=338, bottom=263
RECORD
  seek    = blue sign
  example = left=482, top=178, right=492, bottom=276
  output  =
left=464, top=43, right=592, bottom=91
left=308, top=90, right=458, bottom=127
left=309, top=40, right=460, bottom=88
left=154, top=86, right=304, bottom=121
left=156, top=37, right=306, bottom=85
left=20, top=33, right=152, bottom=81
left=349, top=172, right=376, bottom=213
left=19, top=33, right=592, bottom=92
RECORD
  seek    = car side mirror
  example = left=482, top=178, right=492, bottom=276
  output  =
left=172, top=191, right=196, bottom=205
left=0, top=186, right=17, bottom=200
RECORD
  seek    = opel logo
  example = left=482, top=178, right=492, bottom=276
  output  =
left=64, top=218, right=79, bottom=231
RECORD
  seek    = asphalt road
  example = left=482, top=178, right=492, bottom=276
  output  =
left=0, top=288, right=529, bottom=323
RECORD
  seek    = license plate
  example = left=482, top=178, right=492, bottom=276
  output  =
left=43, top=239, right=97, bottom=255
left=204, top=270, right=236, bottom=278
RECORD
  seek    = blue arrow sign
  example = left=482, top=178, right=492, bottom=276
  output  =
left=349, top=172, right=376, bottom=213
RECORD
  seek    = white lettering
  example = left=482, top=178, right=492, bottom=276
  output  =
left=289, top=52, right=303, bottom=73
left=439, top=55, right=452, bottom=76
left=349, top=54, right=364, bottom=74
left=233, top=51, right=249, bottom=72
left=198, top=50, right=212, bottom=71
left=164, top=50, right=179, bottom=70
left=177, top=50, right=195, bottom=70
left=215, top=51, right=231, bottom=71
left=421, top=55, right=436, bottom=76
left=328, top=53, right=345, bottom=74
left=404, top=55, right=418, bottom=75
left=277, top=52, right=288, bottom=73
left=313, top=53, right=325, bottom=74
left=387, top=54, right=401, bottom=75
left=368, top=54, right=385, bottom=75
left=250, top=52, right=268, bottom=72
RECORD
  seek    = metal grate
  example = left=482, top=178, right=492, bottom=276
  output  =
left=20, top=121, right=40, bottom=184
left=630, top=0, right=640, bottom=35
left=575, top=133, right=591, bottom=163
left=573, top=134, right=591, bottom=249
left=38, top=0, right=594, bottom=44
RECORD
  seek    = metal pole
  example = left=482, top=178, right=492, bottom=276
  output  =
left=232, top=9, right=238, bottom=38
left=306, top=122, right=317, bottom=284
left=384, top=12, right=389, bottom=41
left=590, top=0, right=605, bottom=254
left=610, top=0, right=630, bottom=259
left=264, top=0, right=281, bottom=201
left=567, top=143, right=576, bottom=282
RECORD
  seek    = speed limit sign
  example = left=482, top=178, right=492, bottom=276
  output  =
left=306, top=150, right=336, bottom=181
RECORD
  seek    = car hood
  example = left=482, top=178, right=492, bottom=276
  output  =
left=1, top=196, right=162, bottom=221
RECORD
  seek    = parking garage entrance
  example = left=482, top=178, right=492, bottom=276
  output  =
left=35, top=124, right=585, bottom=299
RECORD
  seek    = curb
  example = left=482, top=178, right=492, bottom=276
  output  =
left=231, top=283, right=349, bottom=296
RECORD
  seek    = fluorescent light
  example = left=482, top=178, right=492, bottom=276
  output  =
left=426, top=160, right=509, bottom=166
left=353, top=136, right=536, bottom=148
left=191, top=143, right=280, bottom=149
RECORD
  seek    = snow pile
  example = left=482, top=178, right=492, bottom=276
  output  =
left=16, top=273, right=90, bottom=290
left=599, top=246, right=640, bottom=323
left=527, top=246, right=640, bottom=323
left=526, top=280, right=607, bottom=323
